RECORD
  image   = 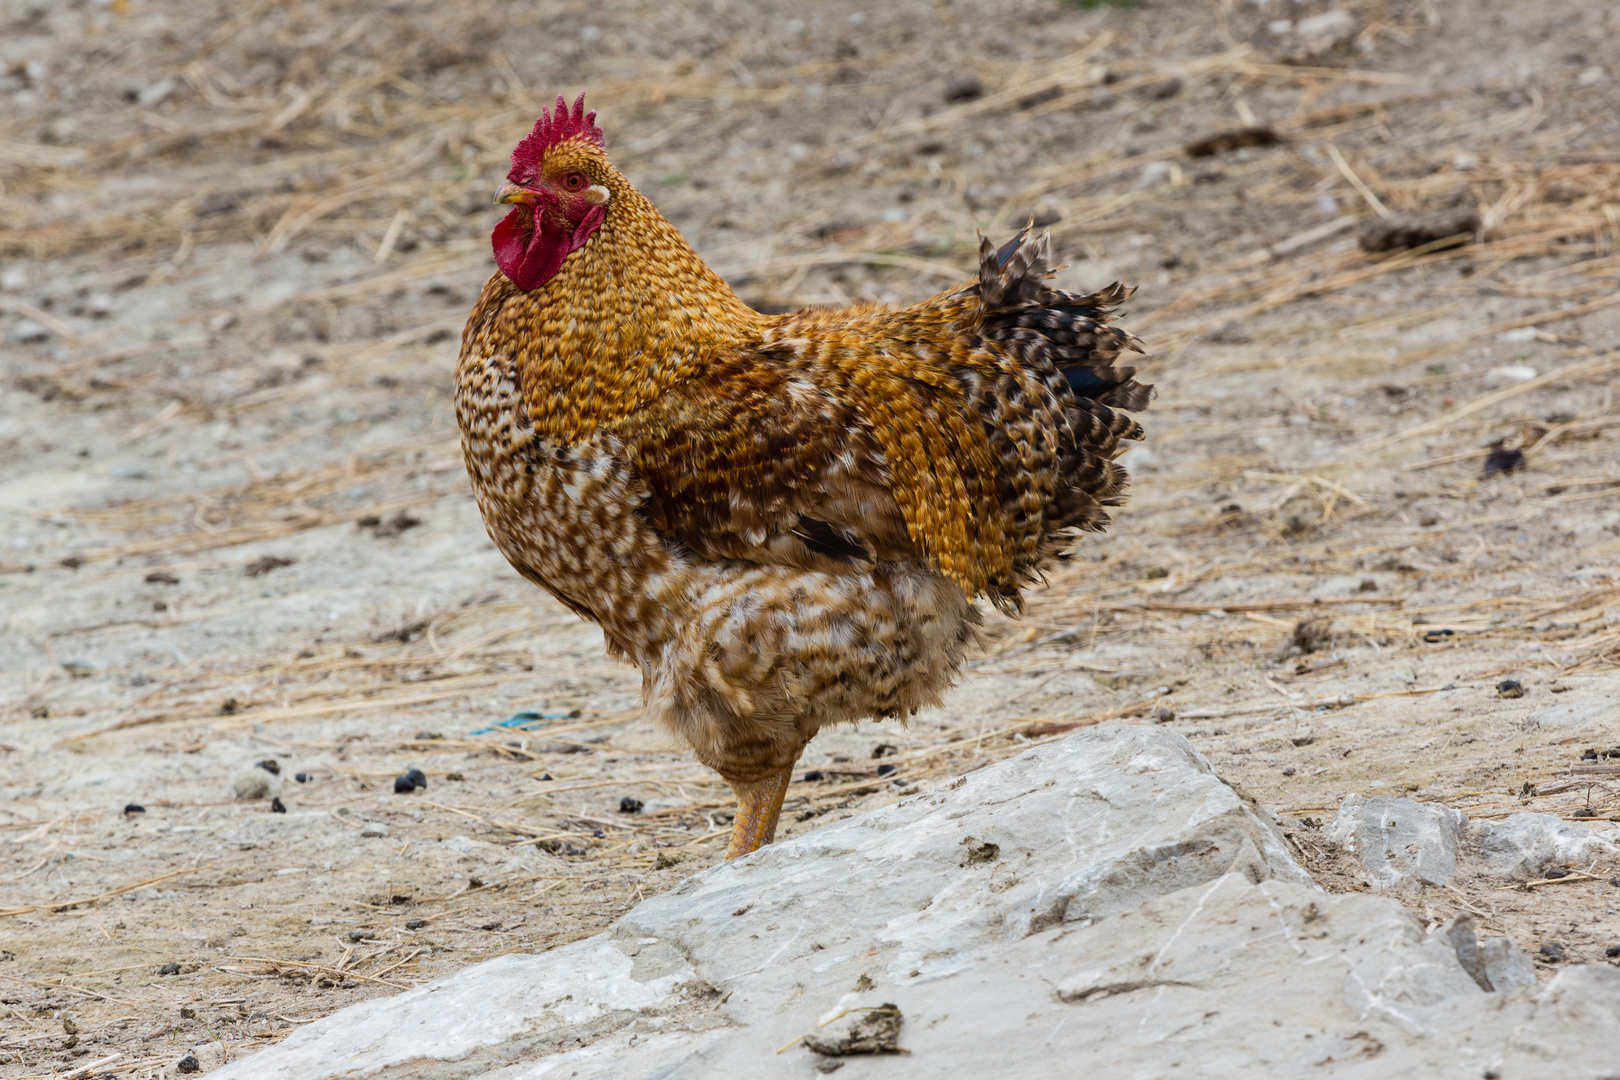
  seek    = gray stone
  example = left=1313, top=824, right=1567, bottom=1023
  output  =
left=10, top=318, right=49, bottom=343
left=1474, top=812, right=1620, bottom=880
left=1444, top=914, right=1538, bottom=994
left=1325, top=794, right=1469, bottom=893
left=210, top=728, right=1620, bottom=1080
left=230, top=768, right=276, bottom=801
left=360, top=822, right=390, bottom=839
left=137, top=77, right=179, bottom=107
left=1480, top=934, right=1539, bottom=994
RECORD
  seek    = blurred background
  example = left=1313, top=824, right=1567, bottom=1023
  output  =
left=4, top=0, right=1620, bottom=1073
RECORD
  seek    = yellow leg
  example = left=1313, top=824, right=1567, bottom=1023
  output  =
left=724, top=766, right=796, bottom=860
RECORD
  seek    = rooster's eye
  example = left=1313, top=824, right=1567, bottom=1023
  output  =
left=563, top=173, right=586, bottom=191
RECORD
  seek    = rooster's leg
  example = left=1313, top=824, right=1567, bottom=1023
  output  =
left=723, top=766, right=796, bottom=860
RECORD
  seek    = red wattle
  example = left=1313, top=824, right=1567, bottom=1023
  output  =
left=492, top=206, right=569, bottom=291
left=492, top=202, right=605, bottom=292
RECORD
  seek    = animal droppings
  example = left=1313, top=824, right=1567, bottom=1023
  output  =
left=965, top=840, right=1000, bottom=865
left=176, top=1054, right=201, bottom=1073
left=270, top=797, right=286, bottom=813
left=876, top=763, right=898, bottom=777
left=406, top=919, right=425, bottom=930
left=244, top=555, right=295, bottom=577
left=1497, top=680, right=1525, bottom=699
left=255, top=759, right=280, bottom=775
left=405, top=768, right=428, bottom=789
left=1358, top=207, right=1481, bottom=252
left=803, top=770, right=826, bottom=781
left=803, top=1003, right=906, bottom=1056
left=124, top=803, right=145, bottom=816
left=619, top=797, right=644, bottom=813
left=1483, top=446, right=1525, bottom=476
left=393, top=775, right=418, bottom=794
left=1185, top=126, right=1281, bottom=157
left=158, top=962, right=181, bottom=975
left=294, top=772, right=310, bottom=783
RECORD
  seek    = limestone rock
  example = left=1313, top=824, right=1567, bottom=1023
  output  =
left=1445, top=914, right=1538, bottom=994
left=210, top=728, right=1620, bottom=1080
left=1474, top=812, right=1620, bottom=880
left=230, top=768, right=277, bottom=801
left=1326, top=793, right=1468, bottom=893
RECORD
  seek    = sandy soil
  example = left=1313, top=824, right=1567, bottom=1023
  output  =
left=4, top=0, right=1620, bottom=1074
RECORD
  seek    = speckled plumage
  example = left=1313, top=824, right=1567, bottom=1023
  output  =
left=455, top=119, right=1152, bottom=799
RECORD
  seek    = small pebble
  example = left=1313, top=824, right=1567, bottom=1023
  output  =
left=176, top=1053, right=201, bottom=1073
left=536, top=773, right=552, bottom=781
left=1606, top=944, right=1620, bottom=958
left=255, top=759, right=280, bottom=775
left=415, top=730, right=443, bottom=740
left=270, top=796, right=286, bottom=813
left=1539, top=942, right=1567, bottom=962
left=294, top=772, right=310, bottom=783
left=393, top=775, right=417, bottom=794
left=942, top=73, right=983, bottom=103
left=619, top=797, right=644, bottom=814
left=1497, top=679, right=1525, bottom=699
left=1544, top=867, right=1569, bottom=879
left=232, top=769, right=275, bottom=801
left=124, top=803, right=145, bottom=816
left=348, top=929, right=373, bottom=942
left=10, top=319, right=50, bottom=344
left=159, top=962, right=181, bottom=975
left=405, top=767, right=428, bottom=790
left=1281, top=767, right=1297, bottom=776
left=360, top=822, right=390, bottom=838
left=406, top=919, right=425, bottom=930
left=446, top=772, right=465, bottom=781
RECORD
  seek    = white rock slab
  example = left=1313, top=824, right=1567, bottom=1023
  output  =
left=1326, top=793, right=1469, bottom=893
left=1474, top=812, right=1620, bottom=880
left=210, top=728, right=1620, bottom=1080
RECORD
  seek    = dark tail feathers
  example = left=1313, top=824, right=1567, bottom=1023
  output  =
left=974, top=226, right=1154, bottom=412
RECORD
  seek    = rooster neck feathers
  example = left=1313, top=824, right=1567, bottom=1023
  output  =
left=478, top=97, right=763, bottom=443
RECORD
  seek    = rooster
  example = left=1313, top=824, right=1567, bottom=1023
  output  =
left=455, top=96, right=1152, bottom=859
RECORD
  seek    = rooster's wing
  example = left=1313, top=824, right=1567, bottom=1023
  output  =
left=606, top=350, right=915, bottom=574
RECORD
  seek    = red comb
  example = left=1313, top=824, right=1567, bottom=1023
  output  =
left=509, top=94, right=604, bottom=173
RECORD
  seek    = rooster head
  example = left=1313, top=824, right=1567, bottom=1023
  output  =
left=492, top=94, right=611, bottom=291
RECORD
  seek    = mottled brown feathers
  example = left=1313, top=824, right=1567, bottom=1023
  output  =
left=455, top=138, right=1151, bottom=783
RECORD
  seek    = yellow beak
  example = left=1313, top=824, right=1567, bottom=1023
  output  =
left=494, top=179, right=540, bottom=205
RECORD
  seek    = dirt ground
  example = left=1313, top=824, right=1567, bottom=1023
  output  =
left=4, top=0, right=1620, bottom=1074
